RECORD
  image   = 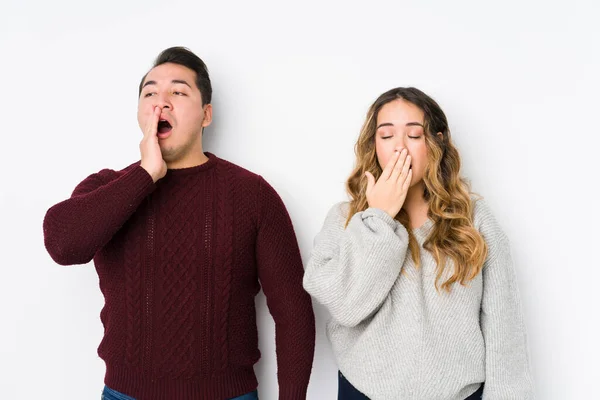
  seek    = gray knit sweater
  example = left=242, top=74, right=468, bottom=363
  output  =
left=303, top=200, right=534, bottom=400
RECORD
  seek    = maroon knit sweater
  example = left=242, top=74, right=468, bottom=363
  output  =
left=43, top=153, right=315, bottom=400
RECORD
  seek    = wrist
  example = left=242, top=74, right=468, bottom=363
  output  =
left=141, top=164, right=160, bottom=183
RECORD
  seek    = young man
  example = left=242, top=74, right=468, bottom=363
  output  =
left=43, top=47, right=315, bottom=400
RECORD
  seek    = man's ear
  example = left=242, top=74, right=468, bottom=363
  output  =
left=202, top=104, right=213, bottom=128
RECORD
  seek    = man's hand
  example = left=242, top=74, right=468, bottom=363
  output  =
left=140, top=106, right=167, bottom=183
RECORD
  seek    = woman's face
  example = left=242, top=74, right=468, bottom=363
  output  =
left=374, top=99, right=430, bottom=188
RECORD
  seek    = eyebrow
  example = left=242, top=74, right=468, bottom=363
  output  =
left=141, top=79, right=192, bottom=89
left=376, top=122, right=424, bottom=130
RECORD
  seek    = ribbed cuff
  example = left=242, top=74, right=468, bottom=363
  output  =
left=362, top=207, right=397, bottom=227
left=361, top=207, right=409, bottom=240
left=121, top=165, right=156, bottom=205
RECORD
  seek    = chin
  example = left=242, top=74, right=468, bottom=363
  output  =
left=160, top=148, right=180, bottom=162
left=409, top=178, right=424, bottom=188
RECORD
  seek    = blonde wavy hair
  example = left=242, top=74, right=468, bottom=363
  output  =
left=346, top=87, right=487, bottom=291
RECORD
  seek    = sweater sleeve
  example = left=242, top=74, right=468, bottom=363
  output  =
left=303, top=202, right=409, bottom=328
left=255, top=177, right=316, bottom=400
left=476, top=201, right=535, bottom=399
left=43, top=164, right=155, bottom=266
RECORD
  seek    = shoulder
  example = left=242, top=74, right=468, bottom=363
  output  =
left=215, top=157, right=264, bottom=191
left=326, top=201, right=350, bottom=222
left=472, top=197, right=501, bottom=231
left=216, top=157, right=295, bottom=205
left=316, top=201, right=351, bottom=233
left=471, top=196, right=511, bottom=253
left=216, top=158, right=293, bottom=220
left=217, top=157, right=260, bottom=180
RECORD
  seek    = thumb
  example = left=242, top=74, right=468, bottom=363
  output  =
left=364, top=171, right=375, bottom=193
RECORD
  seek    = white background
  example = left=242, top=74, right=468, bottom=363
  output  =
left=1, top=0, right=599, bottom=398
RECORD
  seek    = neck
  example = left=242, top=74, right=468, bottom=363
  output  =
left=402, top=182, right=430, bottom=229
left=166, top=139, right=209, bottom=169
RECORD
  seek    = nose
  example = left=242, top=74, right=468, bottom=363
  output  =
left=394, top=136, right=407, bottom=153
left=154, top=92, right=172, bottom=110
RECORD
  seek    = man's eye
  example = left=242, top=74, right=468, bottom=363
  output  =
left=144, top=92, right=156, bottom=98
left=174, top=91, right=187, bottom=96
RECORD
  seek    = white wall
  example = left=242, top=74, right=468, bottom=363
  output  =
left=1, top=0, right=599, bottom=398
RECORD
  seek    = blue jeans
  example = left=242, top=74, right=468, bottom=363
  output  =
left=337, top=371, right=484, bottom=400
left=102, top=386, right=259, bottom=400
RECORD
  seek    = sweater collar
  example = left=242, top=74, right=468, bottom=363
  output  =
left=164, top=152, right=219, bottom=177
left=413, top=218, right=433, bottom=242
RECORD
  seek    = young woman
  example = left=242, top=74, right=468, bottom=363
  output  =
left=303, top=88, right=534, bottom=400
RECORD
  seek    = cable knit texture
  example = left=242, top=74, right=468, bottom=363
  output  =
left=303, top=201, right=534, bottom=400
left=43, top=153, right=315, bottom=400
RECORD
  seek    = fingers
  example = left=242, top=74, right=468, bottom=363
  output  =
left=144, top=106, right=161, bottom=139
left=402, top=169, right=413, bottom=191
left=365, top=171, right=375, bottom=194
left=390, top=149, right=408, bottom=181
left=381, top=150, right=400, bottom=180
left=399, top=153, right=411, bottom=182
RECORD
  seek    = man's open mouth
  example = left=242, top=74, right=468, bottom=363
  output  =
left=158, top=120, right=172, bottom=134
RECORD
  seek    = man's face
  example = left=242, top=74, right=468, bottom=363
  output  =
left=137, top=62, right=212, bottom=164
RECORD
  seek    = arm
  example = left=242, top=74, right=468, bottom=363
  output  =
left=44, top=105, right=167, bottom=266
left=303, top=202, right=409, bottom=327
left=477, top=202, right=535, bottom=399
left=255, top=177, right=315, bottom=400
left=43, top=165, right=155, bottom=265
